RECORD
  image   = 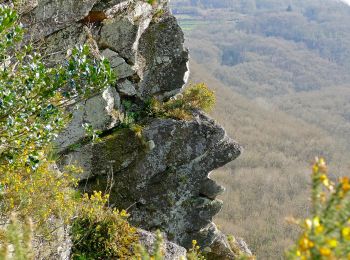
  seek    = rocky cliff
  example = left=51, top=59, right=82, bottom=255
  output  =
left=20, top=0, right=247, bottom=258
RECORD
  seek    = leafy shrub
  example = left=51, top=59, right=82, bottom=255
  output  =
left=0, top=5, right=115, bottom=167
left=71, top=191, right=138, bottom=260
left=287, top=158, right=350, bottom=259
left=0, top=3, right=115, bottom=234
left=0, top=5, right=130, bottom=259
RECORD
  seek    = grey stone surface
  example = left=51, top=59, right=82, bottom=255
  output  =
left=200, top=178, right=225, bottom=200
left=206, top=230, right=253, bottom=260
left=100, top=16, right=139, bottom=63
left=101, top=49, right=135, bottom=79
left=137, top=229, right=187, bottom=260
left=136, top=13, right=189, bottom=99
left=21, top=0, right=99, bottom=40
left=64, top=113, right=242, bottom=248
left=236, top=238, right=253, bottom=256
left=56, top=87, right=121, bottom=151
left=117, top=79, right=137, bottom=96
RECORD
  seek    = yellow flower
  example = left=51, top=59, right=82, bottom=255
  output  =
left=305, top=219, right=312, bottom=229
left=313, top=217, right=320, bottom=227
left=327, top=239, right=337, bottom=248
left=315, top=225, right=324, bottom=234
left=299, top=236, right=314, bottom=251
left=323, top=178, right=331, bottom=188
left=320, top=174, right=327, bottom=181
left=342, top=227, right=350, bottom=240
left=341, top=177, right=350, bottom=193
left=319, top=247, right=331, bottom=256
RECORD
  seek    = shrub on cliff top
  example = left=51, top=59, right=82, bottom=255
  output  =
left=148, top=83, right=216, bottom=120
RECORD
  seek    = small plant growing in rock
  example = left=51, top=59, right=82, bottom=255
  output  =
left=133, top=230, right=165, bottom=260
left=148, top=83, right=216, bottom=120
left=187, top=240, right=206, bottom=260
left=287, top=158, right=350, bottom=259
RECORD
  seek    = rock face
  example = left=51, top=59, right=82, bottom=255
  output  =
left=23, top=0, right=189, bottom=101
left=21, top=0, right=246, bottom=257
left=61, top=113, right=241, bottom=248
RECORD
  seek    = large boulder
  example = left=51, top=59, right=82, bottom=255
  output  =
left=60, top=113, right=241, bottom=248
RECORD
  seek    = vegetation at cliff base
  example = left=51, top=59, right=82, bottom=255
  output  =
left=71, top=192, right=138, bottom=259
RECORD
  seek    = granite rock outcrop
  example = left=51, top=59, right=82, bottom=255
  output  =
left=20, top=0, right=247, bottom=258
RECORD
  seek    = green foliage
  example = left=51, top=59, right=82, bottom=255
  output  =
left=0, top=5, right=115, bottom=167
left=0, top=155, right=81, bottom=234
left=71, top=191, right=138, bottom=260
left=149, top=83, right=216, bottom=120
left=287, top=158, right=350, bottom=259
left=147, top=0, right=157, bottom=5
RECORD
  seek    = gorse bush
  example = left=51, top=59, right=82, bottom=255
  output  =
left=187, top=240, right=206, bottom=260
left=71, top=192, right=138, bottom=259
left=0, top=156, right=80, bottom=234
left=287, top=158, right=350, bottom=259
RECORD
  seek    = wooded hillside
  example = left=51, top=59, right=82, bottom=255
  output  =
left=171, top=0, right=350, bottom=258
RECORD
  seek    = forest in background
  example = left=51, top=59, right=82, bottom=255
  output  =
left=170, top=0, right=350, bottom=258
